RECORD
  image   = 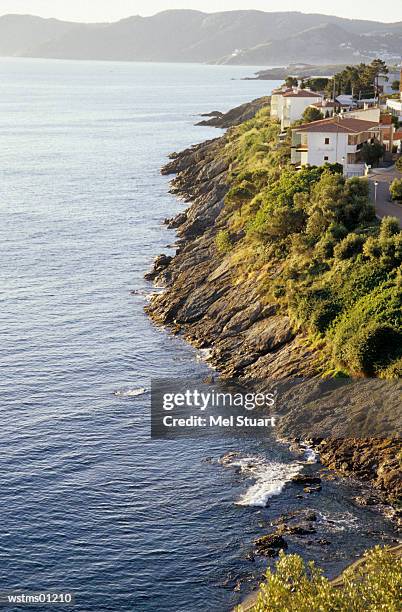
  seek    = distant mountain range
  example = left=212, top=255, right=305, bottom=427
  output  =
left=0, top=10, right=401, bottom=65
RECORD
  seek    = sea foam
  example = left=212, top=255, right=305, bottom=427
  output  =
left=221, top=454, right=302, bottom=507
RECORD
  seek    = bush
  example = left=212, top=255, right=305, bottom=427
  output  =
left=333, top=323, right=401, bottom=375
left=380, top=216, right=400, bottom=240
left=395, top=156, right=402, bottom=171
left=301, top=106, right=323, bottom=123
left=291, top=287, right=341, bottom=333
left=390, top=178, right=402, bottom=201
left=250, top=547, right=402, bottom=612
left=361, top=141, right=385, bottom=166
left=215, top=230, right=232, bottom=254
left=333, top=234, right=365, bottom=259
left=331, top=283, right=402, bottom=374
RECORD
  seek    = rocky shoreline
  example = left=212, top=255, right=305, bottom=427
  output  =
left=145, top=102, right=401, bottom=511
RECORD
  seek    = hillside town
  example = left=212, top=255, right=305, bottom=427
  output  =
left=271, top=61, right=402, bottom=176
left=269, top=60, right=402, bottom=222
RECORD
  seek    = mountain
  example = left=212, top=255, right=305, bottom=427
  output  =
left=0, top=10, right=401, bottom=65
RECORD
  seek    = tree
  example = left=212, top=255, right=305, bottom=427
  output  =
left=360, top=141, right=385, bottom=167
left=285, top=76, right=298, bottom=88
left=390, top=178, right=402, bottom=201
left=391, top=80, right=400, bottom=92
left=324, top=60, right=390, bottom=99
left=305, top=77, right=330, bottom=92
left=302, top=106, right=323, bottom=123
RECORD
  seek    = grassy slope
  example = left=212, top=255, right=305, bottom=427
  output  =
left=215, top=107, right=402, bottom=378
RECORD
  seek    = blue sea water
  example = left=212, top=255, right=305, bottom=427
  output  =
left=0, top=59, right=398, bottom=611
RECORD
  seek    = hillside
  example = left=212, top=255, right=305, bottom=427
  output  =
left=0, top=10, right=401, bottom=64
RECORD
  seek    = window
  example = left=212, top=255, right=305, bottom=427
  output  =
left=324, top=137, right=330, bottom=145
left=324, top=156, right=329, bottom=161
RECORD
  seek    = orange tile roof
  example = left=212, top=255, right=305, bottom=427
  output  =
left=294, top=116, right=379, bottom=134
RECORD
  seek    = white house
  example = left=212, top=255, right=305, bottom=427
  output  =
left=270, top=87, right=293, bottom=119
left=291, top=116, right=381, bottom=177
left=280, top=89, right=323, bottom=129
left=309, top=99, right=354, bottom=118
left=386, top=98, right=402, bottom=123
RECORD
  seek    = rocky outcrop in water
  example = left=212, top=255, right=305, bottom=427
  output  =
left=196, top=96, right=271, bottom=128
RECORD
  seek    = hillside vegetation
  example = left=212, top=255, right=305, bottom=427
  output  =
left=216, top=108, right=402, bottom=378
left=247, top=546, right=401, bottom=611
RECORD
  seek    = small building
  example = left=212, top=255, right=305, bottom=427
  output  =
left=291, top=116, right=381, bottom=177
left=386, top=98, right=402, bottom=122
left=309, top=100, right=354, bottom=117
left=280, top=89, right=323, bottom=129
left=270, top=87, right=294, bottom=120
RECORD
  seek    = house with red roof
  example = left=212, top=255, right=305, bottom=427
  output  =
left=270, top=87, right=323, bottom=129
left=291, top=115, right=381, bottom=177
left=280, top=88, right=323, bottom=129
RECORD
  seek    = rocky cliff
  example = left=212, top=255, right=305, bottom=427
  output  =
left=146, top=107, right=401, bottom=508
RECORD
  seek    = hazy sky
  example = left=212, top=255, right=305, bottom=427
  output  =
left=0, top=1, right=401, bottom=23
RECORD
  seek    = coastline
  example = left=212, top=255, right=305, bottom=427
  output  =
left=144, top=98, right=401, bottom=600
left=146, top=99, right=400, bottom=508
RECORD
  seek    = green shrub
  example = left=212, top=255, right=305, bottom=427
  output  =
left=301, top=106, right=323, bottom=123
left=333, top=234, right=365, bottom=259
left=395, top=156, right=402, bottom=171
left=380, top=216, right=400, bottom=240
left=333, top=322, right=401, bottom=375
left=290, top=287, right=341, bottom=333
left=215, top=230, right=232, bottom=254
left=378, top=356, right=402, bottom=379
left=390, top=178, right=402, bottom=201
left=331, top=283, right=402, bottom=374
left=249, top=547, right=402, bottom=612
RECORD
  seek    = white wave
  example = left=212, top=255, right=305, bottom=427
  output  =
left=114, top=387, right=147, bottom=398
left=299, top=443, right=318, bottom=463
left=221, top=454, right=302, bottom=507
left=317, top=511, right=359, bottom=532
left=197, top=348, right=213, bottom=361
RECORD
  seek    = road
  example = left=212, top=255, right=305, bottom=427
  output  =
left=367, top=166, right=402, bottom=226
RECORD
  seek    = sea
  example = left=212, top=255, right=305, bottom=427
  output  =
left=0, top=59, right=398, bottom=611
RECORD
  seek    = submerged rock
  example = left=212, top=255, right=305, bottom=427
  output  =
left=254, top=533, right=288, bottom=557
left=291, top=474, right=322, bottom=486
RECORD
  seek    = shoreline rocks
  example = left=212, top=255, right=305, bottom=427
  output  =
left=145, top=105, right=401, bottom=507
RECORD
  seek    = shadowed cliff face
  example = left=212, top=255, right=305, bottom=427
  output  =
left=148, top=134, right=318, bottom=381
left=145, top=105, right=401, bottom=507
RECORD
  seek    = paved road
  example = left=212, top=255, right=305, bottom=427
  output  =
left=367, top=166, right=402, bottom=226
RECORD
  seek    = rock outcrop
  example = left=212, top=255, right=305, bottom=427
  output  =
left=146, top=112, right=401, bottom=506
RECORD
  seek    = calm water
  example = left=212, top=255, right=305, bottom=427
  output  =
left=0, top=59, right=398, bottom=611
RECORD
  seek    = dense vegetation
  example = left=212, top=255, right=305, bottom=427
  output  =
left=217, top=108, right=402, bottom=378
left=324, top=59, right=389, bottom=98
left=247, top=547, right=401, bottom=611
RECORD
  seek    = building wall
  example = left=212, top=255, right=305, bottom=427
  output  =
left=343, top=108, right=381, bottom=123
left=281, top=94, right=322, bottom=129
left=387, top=99, right=402, bottom=118
left=305, top=131, right=349, bottom=166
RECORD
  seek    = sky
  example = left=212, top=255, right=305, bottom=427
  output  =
left=0, top=1, right=401, bottom=23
